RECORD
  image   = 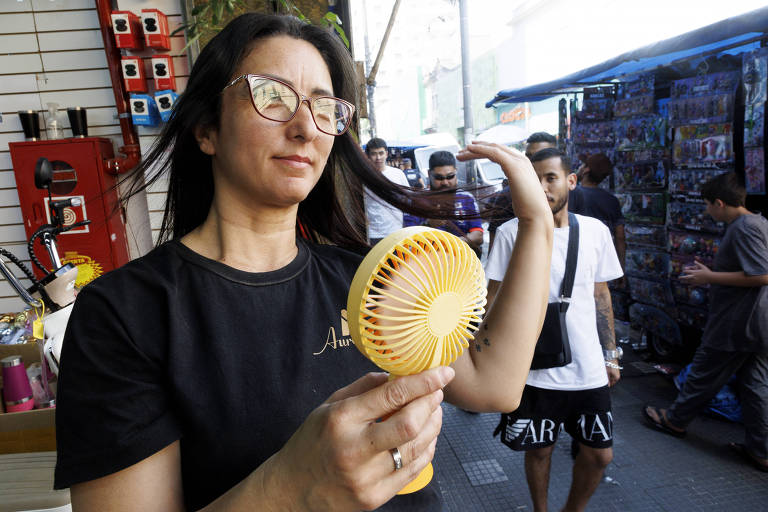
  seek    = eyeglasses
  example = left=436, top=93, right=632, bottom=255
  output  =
left=431, top=173, right=456, bottom=181
left=222, top=74, right=355, bottom=136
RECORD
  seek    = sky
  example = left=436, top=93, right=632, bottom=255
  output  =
left=350, top=0, right=768, bottom=140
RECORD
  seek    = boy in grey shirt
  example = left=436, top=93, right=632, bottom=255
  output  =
left=643, top=172, right=768, bottom=473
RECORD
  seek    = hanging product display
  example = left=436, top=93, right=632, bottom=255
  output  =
left=110, top=10, right=143, bottom=49
left=129, top=94, right=160, bottom=126
left=140, top=9, right=171, bottom=50
left=121, top=56, right=147, bottom=93
left=151, top=55, right=176, bottom=91
left=154, top=90, right=178, bottom=122
left=743, top=48, right=768, bottom=195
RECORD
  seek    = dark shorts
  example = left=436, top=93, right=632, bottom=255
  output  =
left=494, top=385, right=613, bottom=450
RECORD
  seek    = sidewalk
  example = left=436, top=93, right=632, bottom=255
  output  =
left=433, top=348, right=768, bottom=511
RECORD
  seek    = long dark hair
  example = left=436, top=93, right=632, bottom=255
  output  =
left=124, top=13, right=481, bottom=251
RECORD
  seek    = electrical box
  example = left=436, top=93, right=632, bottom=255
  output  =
left=8, top=139, right=131, bottom=285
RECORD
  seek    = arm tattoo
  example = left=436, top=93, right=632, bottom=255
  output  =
left=595, top=287, right=616, bottom=350
left=474, top=337, right=491, bottom=352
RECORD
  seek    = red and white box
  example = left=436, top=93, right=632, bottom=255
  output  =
left=151, top=55, right=176, bottom=91
left=121, top=56, right=147, bottom=93
left=140, top=9, right=170, bottom=50
left=110, top=11, right=143, bottom=49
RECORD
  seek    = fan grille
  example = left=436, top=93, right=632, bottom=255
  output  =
left=348, top=227, right=487, bottom=376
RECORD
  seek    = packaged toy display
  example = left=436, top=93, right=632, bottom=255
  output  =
left=572, top=121, right=614, bottom=145
left=625, top=224, right=667, bottom=249
left=614, top=148, right=669, bottom=166
left=617, top=193, right=667, bottom=224
left=627, top=276, right=674, bottom=307
left=667, top=197, right=725, bottom=233
left=668, top=230, right=720, bottom=260
left=626, top=248, right=670, bottom=278
left=614, top=161, right=667, bottom=191
left=668, top=94, right=734, bottom=126
left=745, top=147, right=766, bottom=195
left=668, top=168, right=728, bottom=197
left=672, top=123, right=734, bottom=167
left=613, top=95, right=654, bottom=118
left=615, top=116, right=667, bottom=150
left=742, top=47, right=768, bottom=106
left=629, top=303, right=681, bottom=345
left=744, top=104, right=765, bottom=147
left=669, top=71, right=740, bottom=99
left=671, top=280, right=709, bottom=307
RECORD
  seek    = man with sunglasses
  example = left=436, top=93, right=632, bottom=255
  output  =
left=406, top=151, right=483, bottom=255
left=365, top=137, right=410, bottom=245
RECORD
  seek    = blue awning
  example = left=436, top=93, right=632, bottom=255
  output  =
left=486, top=6, right=768, bottom=107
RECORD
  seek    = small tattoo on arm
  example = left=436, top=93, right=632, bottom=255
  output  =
left=475, top=342, right=482, bottom=352
left=483, top=338, right=491, bottom=347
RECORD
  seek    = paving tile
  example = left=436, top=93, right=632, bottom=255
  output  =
left=432, top=355, right=768, bottom=511
left=461, top=458, right=508, bottom=486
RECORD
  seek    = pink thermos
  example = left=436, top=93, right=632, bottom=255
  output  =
left=2, top=355, right=35, bottom=413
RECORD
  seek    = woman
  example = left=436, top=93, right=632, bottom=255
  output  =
left=54, top=13, right=552, bottom=512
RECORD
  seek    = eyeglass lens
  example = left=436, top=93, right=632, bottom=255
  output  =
left=249, top=76, right=352, bottom=135
left=433, top=174, right=456, bottom=181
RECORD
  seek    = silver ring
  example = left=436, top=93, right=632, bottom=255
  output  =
left=390, top=447, right=403, bottom=471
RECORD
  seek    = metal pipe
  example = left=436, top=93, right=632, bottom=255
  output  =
left=95, top=0, right=141, bottom=175
left=0, top=258, right=41, bottom=309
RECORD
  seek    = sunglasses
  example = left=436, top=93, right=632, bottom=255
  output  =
left=431, top=173, right=456, bottom=181
left=222, top=74, right=355, bottom=136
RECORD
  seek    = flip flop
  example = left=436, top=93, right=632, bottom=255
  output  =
left=728, top=442, right=768, bottom=473
left=642, top=405, right=686, bottom=438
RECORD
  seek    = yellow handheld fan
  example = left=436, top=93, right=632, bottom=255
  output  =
left=347, top=226, right=487, bottom=494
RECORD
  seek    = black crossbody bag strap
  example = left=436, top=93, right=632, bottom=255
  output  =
left=559, top=213, right=580, bottom=313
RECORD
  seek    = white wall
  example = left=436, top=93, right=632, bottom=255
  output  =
left=0, top=0, right=186, bottom=312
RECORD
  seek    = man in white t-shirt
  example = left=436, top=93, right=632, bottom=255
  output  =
left=364, top=137, right=410, bottom=244
left=486, top=148, right=623, bottom=512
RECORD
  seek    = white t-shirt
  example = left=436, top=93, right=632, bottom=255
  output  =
left=485, top=214, right=623, bottom=391
left=365, top=166, right=410, bottom=239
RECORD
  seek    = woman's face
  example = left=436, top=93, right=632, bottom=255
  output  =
left=197, top=35, right=336, bottom=210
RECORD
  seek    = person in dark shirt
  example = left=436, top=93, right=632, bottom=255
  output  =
left=569, top=153, right=626, bottom=271
left=405, top=151, right=484, bottom=255
left=487, top=132, right=557, bottom=250
left=643, top=173, right=768, bottom=473
left=53, top=12, right=555, bottom=511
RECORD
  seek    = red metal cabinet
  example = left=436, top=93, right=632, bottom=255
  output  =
left=8, top=138, right=130, bottom=285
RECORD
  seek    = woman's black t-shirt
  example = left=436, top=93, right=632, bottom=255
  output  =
left=54, top=239, right=441, bottom=511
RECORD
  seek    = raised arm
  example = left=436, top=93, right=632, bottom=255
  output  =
left=446, top=142, right=553, bottom=412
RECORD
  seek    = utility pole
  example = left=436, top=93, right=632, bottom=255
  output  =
left=363, top=0, right=402, bottom=137
left=362, top=0, right=376, bottom=136
left=458, top=0, right=473, bottom=145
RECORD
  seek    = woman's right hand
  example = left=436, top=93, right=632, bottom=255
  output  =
left=260, top=366, right=454, bottom=511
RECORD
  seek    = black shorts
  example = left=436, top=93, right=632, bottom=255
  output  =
left=494, top=385, right=613, bottom=450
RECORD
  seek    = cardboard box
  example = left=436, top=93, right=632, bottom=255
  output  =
left=141, top=9, right=171, bottom=50
left=121, top=56, right=147, bottom=93
left=151, top=55, right=176, bottom=91
left=110, top=10, right=143, bottom=50
left=0, top=343, right=56, bottom=455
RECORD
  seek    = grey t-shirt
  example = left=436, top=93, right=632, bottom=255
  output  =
left=701, top=213, right=768, bottom=353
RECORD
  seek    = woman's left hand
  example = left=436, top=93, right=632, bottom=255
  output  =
left=456, top=142, right=549, bottom=222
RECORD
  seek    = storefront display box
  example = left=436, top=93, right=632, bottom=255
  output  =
left=0, top=343, right=56, bottom=455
